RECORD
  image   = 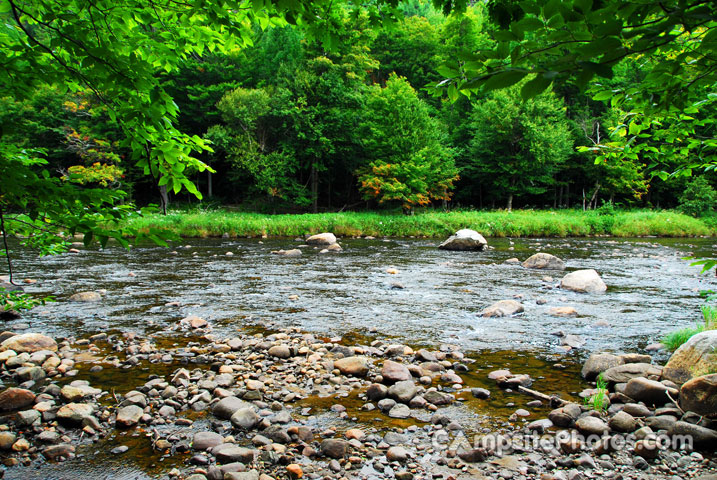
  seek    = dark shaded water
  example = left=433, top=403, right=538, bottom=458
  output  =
left=2, top=235, right=716, bottom=479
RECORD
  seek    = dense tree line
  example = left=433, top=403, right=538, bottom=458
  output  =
left=2, top=2, right=715, bottom=216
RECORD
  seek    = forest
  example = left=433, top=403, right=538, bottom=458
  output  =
left=2, top=0, right=715, bottom=218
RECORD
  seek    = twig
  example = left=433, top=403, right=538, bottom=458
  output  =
left=0, top=202, right=19, bottom=286
left=517, top=385, right=571, bottom=407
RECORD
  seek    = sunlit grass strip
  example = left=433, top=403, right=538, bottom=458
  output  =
left=125, top=209, right=715, bottom=238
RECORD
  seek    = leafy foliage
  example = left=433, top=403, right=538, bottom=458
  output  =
left=358, top=75, right=458, bottom=211
left=678, top=176, right=717, bottom=217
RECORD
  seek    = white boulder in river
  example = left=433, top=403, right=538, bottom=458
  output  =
left=522, top=253, right=565, bottom=270
left=560, top=269, right=607, bottom=293
left=306, top=233, right=336, bottom=245
left=438, top=229, right=487, bottom=251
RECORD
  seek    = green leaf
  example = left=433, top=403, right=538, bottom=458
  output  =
left=520, top=74, right=551, bottom=100
left=483, top=70, right=528, bottom=92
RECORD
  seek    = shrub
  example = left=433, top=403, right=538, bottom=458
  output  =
left=678, top=176, right=717, bottom=217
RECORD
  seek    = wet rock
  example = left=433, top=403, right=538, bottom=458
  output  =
left=306, top=233, right=336, bottom=245
left=663, top=331, right=717, bottom=384
left=0, top=387, right=35, bottom=411
left=272, top=249, right=302, bottom=257
left=608, top=411, right=637, bottom=432
left=213, top=396, right=252, bottom=420
left=366, top=383, right=388, bottom=401
left=193, top=432, right=224, bottom=451
left=388, top=380, right=419, bottom=403
left=645, top=415, right=676, bottom=430
left=527, top=419, right=553, bottom=432
left=268, top=345, right=292, bottom=359
left=213, top=444, right=257, bottom=463
left=60, top=384, right=102, bottom=402
left=633, top=439, right=658, bottom=459
left=438, top=229, right=487, bottom=251
left=111, top=445, right=129, bottom=454
left=57, top=403, right=94, bottom=423
left=0, top=333, right=58, bottom=353
left=622, top=403, right=653, bottom=417
left=423, top=390, right=453, bottom=406
left=575, top=416, right=609, bottom=436
left=457, top=448, right=487, bottom=463
left=471, top=388, right=490, bottom=399
left=386, top=446, right=409, bottom=462
left=225, top=471, right=259, bottom=480
left=0, top=432, right=16, bottom=449
left=481, top=300, right=524, bottom=317
left=231, top=408, right=260, bottom=430
left=116, top=405, right=144, bottom=427
left=42, top=443, right=75, bottom=460
left=560, top=269, right=607, bottom=294
left=321, top=439, right=348, bottom=459
left=549, top=307, right=578, bottom=317
left=388, top=404, right=411, bottom=419
left=668, top=421, right=717, bottom=445
left=581, top=353, right=623, bottom=381
left=522, top=253, right=565, bottom=270
left=624, top=377, right=679, bottom=405
left=382, top=360, right=411, bottom=383
left=680, top=373, right=717, bottom=416
left=602, top=363, right=662, bottom=383
left=16, top=409, right=41, bottom=426
left=378, top=398, right=396, bottom=412
left=68, top=291, right=101, bottom=302
left=561, top=334, right=586, bottom=349
left=334, top=356, right=371, bottom=377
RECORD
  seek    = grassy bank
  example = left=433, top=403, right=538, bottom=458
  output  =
left=125, top=209, right=716, bottom=238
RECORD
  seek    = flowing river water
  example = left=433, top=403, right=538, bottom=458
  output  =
left=2, top=235, right=716, bottom=479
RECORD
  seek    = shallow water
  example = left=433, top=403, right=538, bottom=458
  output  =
left=2, top=235, right=716, bottom=479
left=9, top=236, right=717, bottom=356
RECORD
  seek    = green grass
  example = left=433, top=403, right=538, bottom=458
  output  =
left=124, top=208, right=716, bottom=239
left=662, top=304, right=717, bottom=351
left=584, top=374, right=609, bottom=412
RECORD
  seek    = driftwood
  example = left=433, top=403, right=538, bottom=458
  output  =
left=517, top=385, right=571, bottom=408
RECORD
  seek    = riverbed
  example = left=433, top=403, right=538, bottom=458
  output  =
left=1, top=236, right=715, bottom=479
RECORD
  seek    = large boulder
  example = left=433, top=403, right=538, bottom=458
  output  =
left=0, top=388, right=35, bottom=411
left=213, top=396, right=252, bottom=420
left=581, top=353, right=624, bottom=380
left=334, top=356, right=371, bottom=377
left=522, top=253, right=565, bottom=270
left=438, top=229, right=487, bottom=251
left=679, top=374, right=717, bottom=416
left=382, top=360, right=411, bottom=383
left=306, top=233, right=336, bottom=246
left=560, top=269, right=607, bottom=293
left=663, top=330, right=717, bottom=384
left=624, top=377, right=679, bottom=405
left=0, top=333, right=57, bottom=353
left=481, top=300, right=524, bottom=317
left=602, top=363, right=662, bottom=383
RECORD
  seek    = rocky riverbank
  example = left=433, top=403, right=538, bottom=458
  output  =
left=0, top=325, right=714, bottom=480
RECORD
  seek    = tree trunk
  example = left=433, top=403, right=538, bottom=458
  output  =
left=588, top=182, right=601, bottom=210
left=507, top=193, right=513, bottom=212
left=207, top=171, right=213, bottom=198
left=158, top=183, right=169, bottom=215
left=311, top=165, right=318, bottom=214
left=565, top=183, right=570, bottom=209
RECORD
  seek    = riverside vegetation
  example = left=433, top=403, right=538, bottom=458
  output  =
left=125, top=209, right=716, bottom=240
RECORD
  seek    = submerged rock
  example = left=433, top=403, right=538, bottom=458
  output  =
left=438, top=229, right=487, bottom=251
left=522, top=253, right=565, bottom=270
left=68, top=291, right=101, bottom=302
left=481, top=299, right=524, bottom=317
left=271, top=249, right=302, bottom=257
